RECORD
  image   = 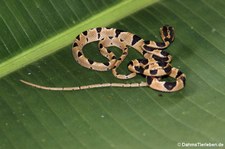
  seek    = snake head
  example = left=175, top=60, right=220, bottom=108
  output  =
left=141, top=25, right=175, bottom=52
left=160, top=25, right=175, bottom=43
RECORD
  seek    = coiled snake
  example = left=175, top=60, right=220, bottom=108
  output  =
left=21, top=25, right=186, bottom=92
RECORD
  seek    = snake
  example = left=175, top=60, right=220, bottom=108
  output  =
left=20, top=25, right=186, bottom=92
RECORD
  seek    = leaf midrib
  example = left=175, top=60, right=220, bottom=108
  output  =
left=0, top=0, right=158, bottom=79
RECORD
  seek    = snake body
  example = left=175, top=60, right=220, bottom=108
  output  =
left=20, top=25, right=186, bottom=92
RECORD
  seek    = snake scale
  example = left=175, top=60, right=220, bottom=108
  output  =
left=21, top=25, right=186, bottom=92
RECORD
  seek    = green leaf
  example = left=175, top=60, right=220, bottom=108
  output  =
left=0, top=0, right=157, bottom=78
left=0, top=0, right=225, bottom=149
